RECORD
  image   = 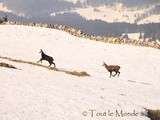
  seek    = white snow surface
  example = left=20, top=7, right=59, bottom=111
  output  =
left=0, top=25, right=160, bottom=120
left=74, top=5, right=160, bottom=24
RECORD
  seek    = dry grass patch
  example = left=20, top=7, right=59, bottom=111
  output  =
left=147, top=109, right=160, bottom=120
left=65, top=71, right=90, bottom=77
left=0, top=62, right=18, bottom=69
left=0, top=56, right=90, bottom=77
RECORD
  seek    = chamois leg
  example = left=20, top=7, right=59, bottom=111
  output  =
left=52, top=62, right=56, bottom=68
left=37, top=58, right=43, bottom=63
left=109, top=72, right=112, bottom=78
left=112, top=71, right=117, bottom=77
left=48, top=62, right=52, bottom=67
left=117, top=71, right=120, bottom=77
left=48, top=61, right=56, bottom=67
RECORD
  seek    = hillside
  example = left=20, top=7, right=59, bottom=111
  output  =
left=0, top=25, right=160, bottom=120
left=75, top=5, right=160, bottom=24
left=1, top=3, right=160, bottom=36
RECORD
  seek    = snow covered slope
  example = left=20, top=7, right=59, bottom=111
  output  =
left=0, top=25, right=160, bottom=120
left=74, top=5, right=160, bottom=24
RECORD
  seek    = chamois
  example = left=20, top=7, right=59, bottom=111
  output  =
left=37, top=49, right=56, bottom=67
left=0, top=15, right=8, bottom=24
left=103, top=62, right=120, bottom=78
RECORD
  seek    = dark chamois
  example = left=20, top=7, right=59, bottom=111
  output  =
left=37, top=49, right=56, bottom=67
left=103, top=62, right=120, bottom=78
left=0, top=15, right=8, bottom=24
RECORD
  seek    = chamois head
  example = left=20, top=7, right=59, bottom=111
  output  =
left=102, top=62, right=107, bottom=66
left=39, top=49, right=43, bottom=54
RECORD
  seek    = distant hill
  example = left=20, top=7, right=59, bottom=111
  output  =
left=0, top=1, right=160, bottom=38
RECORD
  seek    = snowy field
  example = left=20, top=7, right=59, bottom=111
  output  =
left=0, top=25, right=160, bottom=120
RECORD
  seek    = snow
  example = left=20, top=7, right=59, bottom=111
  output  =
left=74, top=6, right=143, bottom=23
left=138, top=15, right=160, bottom=24
left=0, top=25, right=160, bottom=120
left=75, top=5, right=160, bottom=24
left=0, top=3, right=12, bottom=13
left=127, top=33, right=141, bottom=40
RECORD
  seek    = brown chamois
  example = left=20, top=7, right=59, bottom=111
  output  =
left=103, top=62, right=120, bottom=78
